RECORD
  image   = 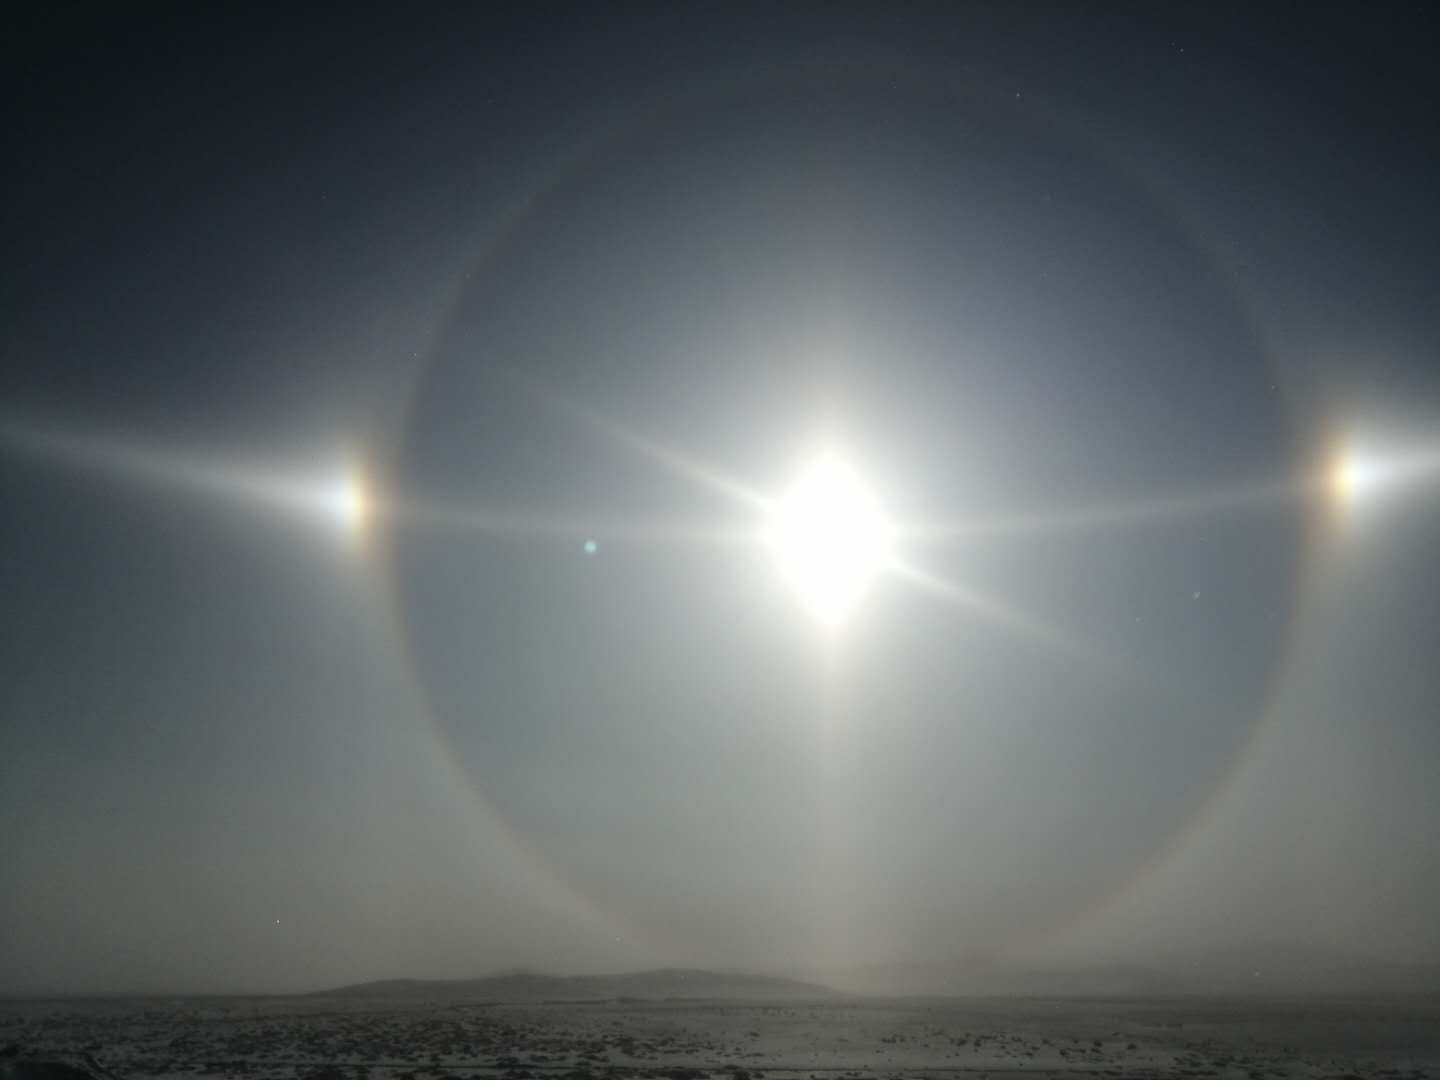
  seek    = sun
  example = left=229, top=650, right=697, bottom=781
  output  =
left=764, top=451, right=895, bottom=628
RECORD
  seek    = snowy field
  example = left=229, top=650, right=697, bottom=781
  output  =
left=3, top=995, right=1439, bottom=1080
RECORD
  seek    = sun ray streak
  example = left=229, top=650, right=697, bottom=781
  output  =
left=519, top=380, right=774, bottom=511
left=899, top=476, right=1306, bottom=544
left=888, top=558, right=1170, bottom=692
left=390, top=495, right=759, bottom=547
left=2, top=420, right=367, bottom=544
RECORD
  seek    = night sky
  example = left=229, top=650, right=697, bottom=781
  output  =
left=3, top=8, right=1439, bottom=995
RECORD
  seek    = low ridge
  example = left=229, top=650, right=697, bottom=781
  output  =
left=316, top=968, right=840, bottom=1001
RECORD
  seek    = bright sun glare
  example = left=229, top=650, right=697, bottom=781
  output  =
left=323, top=464, right=369, bottom=546
left=765, top=452, right=894, bottom=628
left=1331, top=447, right=1372, bottom=507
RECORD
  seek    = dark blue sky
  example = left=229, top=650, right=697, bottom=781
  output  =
left=3, top=8, right=1438, bottom=994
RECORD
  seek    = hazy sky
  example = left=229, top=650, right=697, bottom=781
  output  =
left=3, top=9, right=1439, bottom=995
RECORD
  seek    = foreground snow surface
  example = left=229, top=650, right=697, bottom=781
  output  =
left=3, top=995, right=1438, bottom=1080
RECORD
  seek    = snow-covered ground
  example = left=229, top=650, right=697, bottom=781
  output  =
left=4, top=994, right=1438, bottom=1080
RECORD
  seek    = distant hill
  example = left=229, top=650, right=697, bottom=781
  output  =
left=808, top=943, right=1440, bottom=997
left=316, top=968, right=841, bottom=1001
